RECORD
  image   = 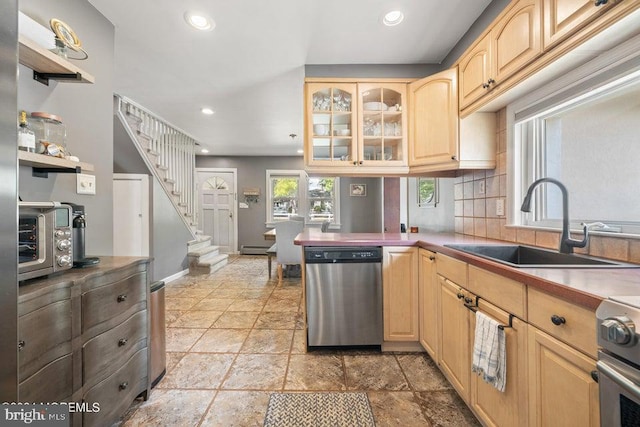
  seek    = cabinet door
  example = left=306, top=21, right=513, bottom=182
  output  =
left=383, top=247, right=419, bottom=341
left=305, top=83, right=358, bottom=167
left=409, top=68, right=459, bottom=167
left=543, top=0, right=614, bottom=49
left=528, top=326, right=600, bottom=427
left=470, top=300, right=528, bottom=427
left=418, top=249, right=438, bottom=359
left=438, top=275, right=472, bottom=402
left=492, top=0, right=542, bottom=85
left=458, top=33, right=492, bottom=110
left=357, top=83, right=407, bottom=167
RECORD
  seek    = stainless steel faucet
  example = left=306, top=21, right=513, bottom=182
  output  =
left=520, top=177, right=588, bottom=254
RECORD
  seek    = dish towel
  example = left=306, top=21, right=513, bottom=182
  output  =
left=472, top=311, right=507, bottom=392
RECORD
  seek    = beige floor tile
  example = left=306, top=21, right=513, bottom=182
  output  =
left=122, top=389, right=215, bottom=426
left=164, top=287, right=185, bottom=297
left=209, top=288, right=247, bottom=299
left=165, top=352, right=185, bottom=374
left=254, top=312, right=298, bottom=329
left=169, top=310, right=222, bottom=328
left=241, top=329, right=293, bottom=354
left=344, top=355, right=410, bottom=391
left=222, top=354, right=288, bottom=390
left=191, top=328, right=251, bottom=353
left=396, top=354, right=452, bottom=391
left=165, top=297, right=200, bottom=311
left=177, top=288, right=215, bottom=299
left=199, top=391, right=271, bottom=427
left=158, top=353, right=235, bottom=389
left=192, top=298, right=234, bottom=311
left=213, top=311, right=260, bottom=329
left=242, top=289, right=274, bottom=299
left=226, top=298, right=268, bottom=312
left=165, top=328, right=206, bottom=352
left=285, top=354, right=346, bottom=391
left=415, top=390, right=480, bottom=426
left=368, top=391, right=432, bottom=427
left=291, top=330, right=307, bottom=354
left=262, top=298, right=300, bottom=312
left=165, top=310, right=184, bottom=325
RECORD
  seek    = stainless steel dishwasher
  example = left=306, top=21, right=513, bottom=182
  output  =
left=305, top=246, right=383, bottom=348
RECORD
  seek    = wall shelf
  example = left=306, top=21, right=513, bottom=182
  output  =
left=18, top=35, right=95, bottom=85
left=19, top=151, right=94, bottom=178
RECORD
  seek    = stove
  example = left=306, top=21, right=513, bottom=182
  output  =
left=596, top=297, right=640, bottom=426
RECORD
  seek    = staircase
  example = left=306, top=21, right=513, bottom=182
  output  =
left=115, top=94, right=228, bottom=274
left=187, top=236, right=228, bottom=274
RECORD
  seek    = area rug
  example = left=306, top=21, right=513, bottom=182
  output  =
left=263, top=392, right=376, bottom=427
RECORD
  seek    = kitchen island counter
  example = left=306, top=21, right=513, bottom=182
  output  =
left=295, top=230, right=640, bottom=310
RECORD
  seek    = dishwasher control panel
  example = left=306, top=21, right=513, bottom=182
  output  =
left=304, top=247, right=383, bottom=263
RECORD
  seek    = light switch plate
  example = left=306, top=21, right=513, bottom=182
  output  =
left=77, top=173, right=96, bottom=195
left=496, top=199, right=505, bottom=216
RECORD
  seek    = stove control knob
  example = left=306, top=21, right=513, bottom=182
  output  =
left=601, top=316, right=635, bottom=345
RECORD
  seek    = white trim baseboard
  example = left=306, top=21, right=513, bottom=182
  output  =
left=162, top=268, right=189, bottom=284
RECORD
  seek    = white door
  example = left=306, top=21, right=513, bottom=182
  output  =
left=113, top=174, right=150, bottom=256
left=196, top=169, right=237, bottom=253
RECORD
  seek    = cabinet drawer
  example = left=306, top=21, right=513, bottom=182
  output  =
left=83, top=310, right=148, bottom=390
left=19, top=354, right=73, bottom=403
left=82, top=271, right=147, bottom=338
left=436, top=253, right=467, bottom=286
left=467, top=265, right=526, bottom=319
left=83, top=348, right=148, bottom=427
left=18, top=299, right=72, bottom=381
left=528, top=287, right=597, bottom=358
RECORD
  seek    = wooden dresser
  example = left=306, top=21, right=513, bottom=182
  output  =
left=18, top=257, right=151, bottom=426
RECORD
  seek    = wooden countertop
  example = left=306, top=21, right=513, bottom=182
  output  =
left=295, top=230, right=640, bottom=310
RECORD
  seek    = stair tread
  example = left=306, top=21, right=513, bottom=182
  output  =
left=196, top=254, right=228, bottom=266
left=188, top=245, right=220, bottom=257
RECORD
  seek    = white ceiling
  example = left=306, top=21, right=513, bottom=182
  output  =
left=89, top=0, right=492, bottom=156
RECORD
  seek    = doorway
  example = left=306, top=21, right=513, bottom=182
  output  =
left=113, top=174, right=150, bottom=256
left=196, top=169, right=238, bottom=253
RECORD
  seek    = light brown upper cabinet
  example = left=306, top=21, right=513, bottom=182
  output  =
left=459, top=0, right=542, bottom=111
left=305, top=79, right=409, bottom=175
left=543, top=0, right=620, bottom=49
left=409, top=68, right=496, bottom=173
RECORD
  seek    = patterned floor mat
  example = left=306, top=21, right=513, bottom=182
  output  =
left=264, top=392, right=375, bottom=427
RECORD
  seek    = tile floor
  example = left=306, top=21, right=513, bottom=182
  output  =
left=121, top=255, right=479, bottom=426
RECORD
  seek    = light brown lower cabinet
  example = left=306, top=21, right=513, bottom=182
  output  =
left=528, top=326, right=599, bottom=427
left=418, top=249, right=438, bottom=359
left=383, top=246, right=419, bottom=341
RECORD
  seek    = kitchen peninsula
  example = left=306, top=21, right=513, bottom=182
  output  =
left=295, top=230, right=640, bottom=426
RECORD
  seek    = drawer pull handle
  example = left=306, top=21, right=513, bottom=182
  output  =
left=18, top=340, right=25, bottom=351
left=119, top=382, right=128, bottom=391
left=591, top=370, right=599, bottom=383
left=117, top=294, right=127, bottom=303
left=429, top=256, right=435, bottom=261
left=551, top=315, right=566, bottom=326
left=118, top=338, right=128, bottom=347
left=464, top=296, right=473, bottom=304
left=457, top=292, right=464, bottom=300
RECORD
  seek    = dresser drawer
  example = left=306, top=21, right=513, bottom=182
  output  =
left=18, top=299, right=72, bottom=381
left=83, top=348, right=148, bottom=427
left=436, top=253, right=467, bottom=286
left=19, top=354, right=73, bottom=403
left=528, top=287, right=597, bottom=358
left=467, top=265, right=526, bottom=319
left=82, top=271, right=147, bottom=338
left=83, top=310, right=148, bottom=390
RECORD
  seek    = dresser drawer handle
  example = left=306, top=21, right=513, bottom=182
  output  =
left=118, top=338, right=128, bottom=347
left=117, top=294, right=127, bottom=303
left=551, top=315, right=566, bottom=326
left=119, top=382, right=128, bottom=391
left=18, top=340, right=25, bottom=351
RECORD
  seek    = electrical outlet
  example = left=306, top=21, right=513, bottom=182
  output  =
left=479, top=181, right=486, bottom=195
left=77, top=173, right=96, bottom=195
left=496, top=199, right=505, bottom=216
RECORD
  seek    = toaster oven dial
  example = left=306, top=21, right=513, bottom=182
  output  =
left=57, top=239, right=71, bottom=251
left=57, top=255, right=72, bottom=267
left=55, top=229, right=71, bottom=238
left=601, top=316, right=635, bottom=345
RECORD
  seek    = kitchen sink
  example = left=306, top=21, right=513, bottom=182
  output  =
left=443, top=244, right=639, bottom=268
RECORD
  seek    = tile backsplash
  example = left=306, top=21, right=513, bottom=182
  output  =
left=454, top=108, right=640, bottom=264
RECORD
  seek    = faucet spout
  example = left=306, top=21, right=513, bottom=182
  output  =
left=521, top=178, right=588, bottom=254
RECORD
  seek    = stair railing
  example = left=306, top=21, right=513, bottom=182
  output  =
left=114, top=94, right=198, bottom=238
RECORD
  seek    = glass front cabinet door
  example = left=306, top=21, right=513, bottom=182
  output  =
left=305, top=83, right=358, bottom=167
left=357, top=83, right=407, bottom=168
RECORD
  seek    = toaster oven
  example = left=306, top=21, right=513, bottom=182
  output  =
left=19, top=201, right=73, bottom=281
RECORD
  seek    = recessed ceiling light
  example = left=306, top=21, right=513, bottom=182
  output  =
left=382, top=10, right=404, bottom=26
left=201, top=148, right=210, bottom=154
left=201, top=107, right=215, bottom=115
left=184, top=11, right=215, bottom=31
left=297, top=149, right=304, bottom=154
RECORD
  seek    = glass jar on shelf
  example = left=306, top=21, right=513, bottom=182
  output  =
left=30, top=112, right=67, bottom=157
